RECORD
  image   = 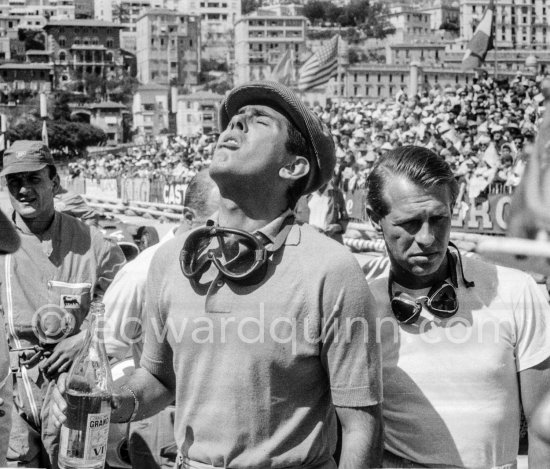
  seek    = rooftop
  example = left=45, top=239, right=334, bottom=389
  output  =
left=45, top=20, right=122, bottom=28
left=70, top=44, right=107, bottom=50
left=87, top=101, right=127, bottom=109
left=138, top=8, right=198, bottom=19
left=137, top=83, right=169, bottom=91
left=180, top=90, right=223, bottom=101
left=0, top=63, right=52, bottom=70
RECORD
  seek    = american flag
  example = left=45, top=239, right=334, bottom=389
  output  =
left=298, top=35, right=339, bottom=92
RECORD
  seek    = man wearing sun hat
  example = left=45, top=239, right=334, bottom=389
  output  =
left=51, top=81, right=384, bottom=468
left=0, top=140, right=125, bottom=468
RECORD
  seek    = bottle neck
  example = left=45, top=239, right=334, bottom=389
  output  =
left=88, top=306, right=105, bottom=343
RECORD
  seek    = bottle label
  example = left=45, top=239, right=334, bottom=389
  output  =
left=59, top=410, right=111, bottom=462
left=84, top=411, right=110, bottom=460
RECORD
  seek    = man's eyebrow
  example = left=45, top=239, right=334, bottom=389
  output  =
left=237, top=107, right=275, bottom=119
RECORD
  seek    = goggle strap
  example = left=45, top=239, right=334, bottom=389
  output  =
left=448, top=241, right=475, bottom=288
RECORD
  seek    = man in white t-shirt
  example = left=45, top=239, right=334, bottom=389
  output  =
left=366, top=145, right=550, bottom=468
left=103, top=169, right=220, bottom=363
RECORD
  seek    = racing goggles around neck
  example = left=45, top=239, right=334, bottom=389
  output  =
left=388, top=242, right=474, bottom=325
left=180, top=217, right=293, bottom=284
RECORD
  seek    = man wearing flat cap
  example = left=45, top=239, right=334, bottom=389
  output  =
left=51, top=82, right=384, bottom=468
left=0, top=140, right=125, bottom=468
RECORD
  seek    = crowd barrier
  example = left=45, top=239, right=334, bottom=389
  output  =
left=61, top=176, right=189, bottom=206
left=62, top=176, right=517, bottom=236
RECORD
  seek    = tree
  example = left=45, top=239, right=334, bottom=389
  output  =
left=106, top=72, right=139, bottom=105
left=52, top=91, right=73, bottom=121
left=303, top=1, right=327, bottom=24
left=241, top=0, right=260, bottom=15
left=7, top=120, right=107, bottom=158
left=17, top=29, right=46, bottom=51
left=303, top=0, right=395, bottom=39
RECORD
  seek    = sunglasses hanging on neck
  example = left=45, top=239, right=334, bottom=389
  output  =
left=388, top=242, right=475, bottom=325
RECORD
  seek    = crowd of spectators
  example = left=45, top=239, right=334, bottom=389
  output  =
left=68, top=71, right=546, bottom=202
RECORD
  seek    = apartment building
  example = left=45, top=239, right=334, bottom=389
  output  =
left=0, top=0, right=75, bottom=20
left=176, top=89, right=221, bottom=136
left=234, top=8, right=306, bottom=85
left=460, top=0, right=550, bottom=50
left=136, top=9, right=201, bottom=86
left=44, top=19, right=124, bottom=87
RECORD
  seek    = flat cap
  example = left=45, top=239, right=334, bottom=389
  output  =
left=1, top=140, right=54, bottom=177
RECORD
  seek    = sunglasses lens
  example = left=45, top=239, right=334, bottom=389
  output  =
left=430, top=283, right=458, bottom=316
left=391, top=295, right=421, bottom=324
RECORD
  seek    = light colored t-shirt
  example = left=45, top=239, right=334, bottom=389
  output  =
left=141, top=219, right=382, bottom=468
left=369, top=256, right=550, bottom=469
left=308, top=191, right=331, bottom=231
left=103, top=228, right=176, bottom=363
left=0, top=316, right=11, bottom=466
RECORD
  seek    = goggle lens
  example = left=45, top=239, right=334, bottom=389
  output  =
left=428, top=283, right=458, bottom=316
left=391, top=294, right=422, bottom=324
left=181, top=226, right=267, bottom=281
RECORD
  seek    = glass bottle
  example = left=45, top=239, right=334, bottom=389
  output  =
left=58, top=301, right=113, bottom=469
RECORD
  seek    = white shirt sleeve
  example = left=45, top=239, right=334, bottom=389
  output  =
left=513, top=274, right=550, bottom=372
left=103, top=259, right=148, bottom=360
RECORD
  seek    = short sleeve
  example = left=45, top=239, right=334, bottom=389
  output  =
left=140, top=249, right=176, bottom=392
left=513, top=276, right=550, bottom=372
left=94, top=238, right=126, bottom=300
left=103, top=263, right=145, bottom=359
left=319, top=254, right=382, bottom=407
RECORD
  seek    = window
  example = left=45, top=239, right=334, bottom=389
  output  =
left=59, top=51, right=66, bottom=61
left=59, top=36, right=66, bottom=47
left=107, top=38, right=114, bottom=48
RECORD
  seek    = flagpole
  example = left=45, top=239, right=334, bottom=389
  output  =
left=493, top=0, right=498, bottom=79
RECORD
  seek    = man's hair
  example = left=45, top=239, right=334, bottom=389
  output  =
left=47, top=164, right=58, bottom=180
left=184, top=169, right=219, bottom=221
left=366, top=145, right=458, bottom=219
left=285, top=122, right=311, bottom=208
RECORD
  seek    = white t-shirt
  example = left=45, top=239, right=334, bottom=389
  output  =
left=307, top=191, right=330, bottom=231
left=103, top=228, right=176, bottom=363
left=369, top=256, right=550, bottom=469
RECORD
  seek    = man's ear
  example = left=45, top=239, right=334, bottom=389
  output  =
left=51, top=174, right=61, bottom=196
left=182, top=207, right=196, bottom=222
left=366, top=205, right=383, bottom=233
left=279, top=156, right=310, bottom=182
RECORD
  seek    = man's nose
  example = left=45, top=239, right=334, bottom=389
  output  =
left=228, top=114, right=248, bottom=132
left=415, top=221, right=435, bottom=247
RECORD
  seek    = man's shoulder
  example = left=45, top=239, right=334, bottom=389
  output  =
left=149, top=231, right=187, bottom=269
left=463, top=254, right=534, bottom=287
left=291, top=222, right=359, bottom=266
